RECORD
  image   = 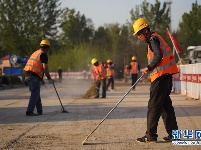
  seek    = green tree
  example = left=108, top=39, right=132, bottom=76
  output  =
left=60, top=8, right=94, bottom=48
left=93, top=26, right=112, bottom=50
left=177, top=1, right=201, bottom=48
left=0, top=0, right=62, bottom=56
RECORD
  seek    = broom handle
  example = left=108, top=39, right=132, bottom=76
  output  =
left=83, top=74, right=144, bottom=142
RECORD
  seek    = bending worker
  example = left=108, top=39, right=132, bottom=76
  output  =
left=133, top=18, right=179, bottom=143
left=127, top=56, right=140, bottom=90
left=91, top=58, right=107, bottom=98
left=24, top=39, right=54, bottom=116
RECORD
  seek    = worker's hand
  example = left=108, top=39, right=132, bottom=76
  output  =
left=96, top=74, right=101, bottom=80
left=142, top=67, right=149, bottom=75
left=48, top=79, right=54, bottom=84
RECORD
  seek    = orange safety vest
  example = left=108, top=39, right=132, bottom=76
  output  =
left=106, top=66, right=114, bottom=77
left=130, top=62, right=139, bottom=74
left=93, top=63, right=107, bottom=80
left=147, top=32, right=179, bottom=82
left=24, top=50, right=44, bottom=78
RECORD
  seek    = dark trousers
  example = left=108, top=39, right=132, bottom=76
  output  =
left=58, top=74, right=62, bottom=82
left=146, top=75, right=178, bottom=139
left=26, top=76, right=42, bottom=113
left=95, top=78, right=106, bottom=98
left=131, top=74, right=138, bottom=89
left=107, top=76, right=114, bottom=90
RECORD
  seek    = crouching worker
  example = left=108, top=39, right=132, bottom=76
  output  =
left=24, top=39, right=54, bottom=116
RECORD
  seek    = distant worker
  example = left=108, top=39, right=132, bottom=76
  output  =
left=24, top=39, right=54, bottom=116
left=133, top=18, right=178, bottom=143
left=91, top=58, right=107, bottom=98
left=124, top=65, right=129, bottom=84
left=127, top=56, right=140, bottom=90
left=106, top=59, right=115, bottom=91
left=58, top=66, right=63, bottom=82
left=90, top=64, right=96, bottom=83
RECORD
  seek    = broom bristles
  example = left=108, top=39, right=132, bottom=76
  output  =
left=82, top=83, right=97, bottom=99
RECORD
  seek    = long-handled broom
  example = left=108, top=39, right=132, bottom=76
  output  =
left=53, top=83, right=69, bottom=113
left=82, top=74, right=144, bottom=145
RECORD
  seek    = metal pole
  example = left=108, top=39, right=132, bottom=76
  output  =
left=166, top=0, right=172, bottom=31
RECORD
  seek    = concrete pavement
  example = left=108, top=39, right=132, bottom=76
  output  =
left=0, top=78, right=201, bottom=150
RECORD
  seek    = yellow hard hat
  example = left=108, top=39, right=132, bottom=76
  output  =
left=91, top=58, right=98, bottom=65
left=107, top=59, right=112, bottom=63
left=133, top=18, right=150, bottom=35
left=132, top=56, right=136, bottom=61
left=40, top=39, right=50, bottom=47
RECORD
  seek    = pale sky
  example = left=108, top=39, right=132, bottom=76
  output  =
left=60, top=0, right=201, bottom=31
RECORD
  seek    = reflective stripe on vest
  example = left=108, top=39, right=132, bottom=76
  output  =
left=130, top=62, right=138, bottom=74
left=94, top=63, right=107, bottom=80
left=24, top=50, right=44, bottom=78
left=147, top=32, right=178, bottom=82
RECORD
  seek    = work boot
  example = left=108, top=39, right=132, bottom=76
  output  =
left=26, top=112, right=39, bottom=116
left=37, top=111, right=43, bottom=115
left=93, top=96, right=99, bottom=98
left=100, top=96, right=106, bottom=98
left=163, top=135, right=173, bottom=142
left=136, top=135, right=157, bottom=143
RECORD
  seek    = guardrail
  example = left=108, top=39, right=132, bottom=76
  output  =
left=173, top=64, right=201, bottom=100
left=49, top=71, right=90, bottom=80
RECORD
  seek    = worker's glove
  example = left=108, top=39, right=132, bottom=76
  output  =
left=48, top=79, right=54, bottom=84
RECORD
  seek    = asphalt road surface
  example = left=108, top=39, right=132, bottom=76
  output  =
left=0, top=78, right=201, bottom=150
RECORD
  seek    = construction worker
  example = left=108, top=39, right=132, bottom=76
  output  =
left=57, top=66, right=63, bottom=82
left=123, top=65, right=129, bottom=84
left=127, top=56, right=140, bottom=90
left=133, top=18, right=179, bottom=143
left=24, top=39, right=54, bottom=116
left=106, top=59, right=114, bottom=91
left=90, top=63, right=96, bottom=83
left=91, top=58, right=107, bottom=98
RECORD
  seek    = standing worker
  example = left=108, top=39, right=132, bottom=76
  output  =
left=133, top=18, right=179, bottom=142
left=91, top=58, right=107, bottom=98
left=106, top=59, right=115, bottom=91
left=90, top=63, right=96, bottom=84
left=123, top=65, right=129, bottom=84
left=24, top=39, right=54, bottom=116
left=58, top=66, right=63, bottom=82
left=127, top=56, right=140, bottom=90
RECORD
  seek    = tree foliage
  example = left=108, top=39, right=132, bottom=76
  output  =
left=2, top=0, right=200, bottom=74
left=60, top=8, right=94, bottom=48
left=0, top=0, right=62, bottom=56
left=177, top=1, right=201, bottom=48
